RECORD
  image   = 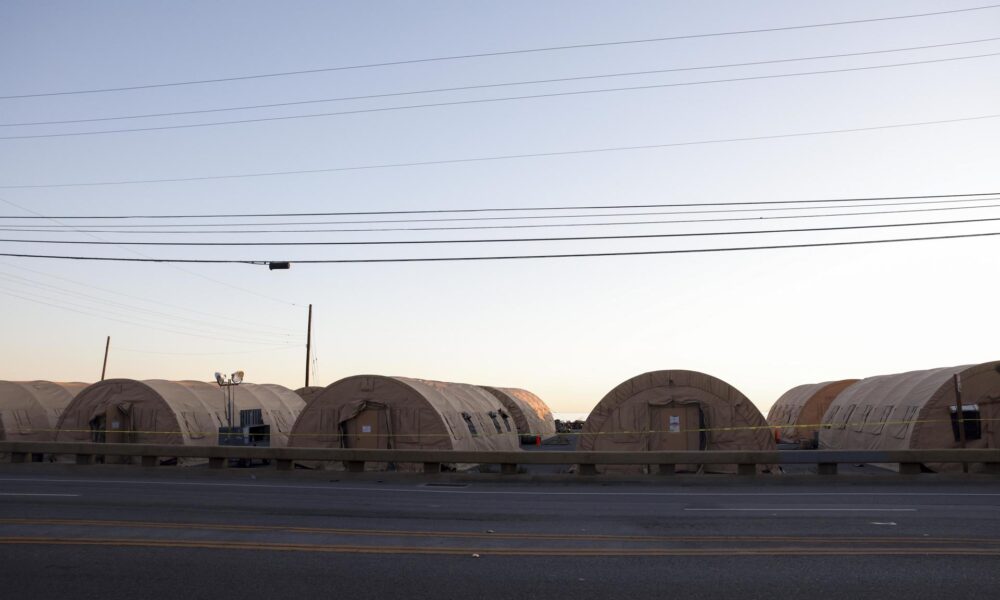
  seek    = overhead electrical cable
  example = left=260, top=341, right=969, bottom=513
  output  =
left=3, top=113, right=996, bottom=189
left=3, top=201, right=999, bottom=235
left=1, top=196, right=996, bottom=231
left=0, top=195, right=305, bottom=308
left=2, top=2, right=997, bottom=99
left=4, top=52, right=998, bottom=140
left=1, top=191, right=995, bottom=220
left=0, top=288, right=302, bottom=345
left=115, top=345, right=302, bottom=356
left=0, top=259, right=301, bottom=334
left=0, top=270, right=304, bottom=342
left=4, top=36, right=999, bottom=128
left=1, top=196, right=997, bottom=231
left=2, top=216, right=997, bottom=246
left=1, top=231, right=997, bottom=264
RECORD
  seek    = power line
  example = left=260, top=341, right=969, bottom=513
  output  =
left=4, top=202, right=1000, bottom=236
left=0, top=195, right=305, bottom=308
left=115, top=345, right=302, bottom=356
left=0, top=259, right=301, bottom=334
left=1, top=191, right=996, bottom=220
left=5, top=37, right=999, bottom=128
left=0, top=269, right=304, bottom=342
left=2, top=113, right=998, bottom=189
left=0, top=231, right=997, bottom=264
left=5, top=52, right=998, bottom=140
left=3, top=3, right=997, bottom=99
left=0, top=272, right=303, bottom=344
left=0, top=287, right=299, bottom=345
left=0, top=197, right=995, bottom=231
left=2, top=216, right=997, bottom=246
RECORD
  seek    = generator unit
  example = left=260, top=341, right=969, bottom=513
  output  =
left=218, top=408, right=271, bottom=447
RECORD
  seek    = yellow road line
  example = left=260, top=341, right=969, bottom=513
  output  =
left=2, top=518, right=999, bottom=546
left=0, top=536, right=998, bottom=557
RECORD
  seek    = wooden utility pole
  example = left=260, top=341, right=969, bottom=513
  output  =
left=954, top=373, right=968, bottom=473
left=101, top=336, right=110, bottom=381
left=954, top=373, right=966, bottom=448
left=305, top=304, right=313, bottom=388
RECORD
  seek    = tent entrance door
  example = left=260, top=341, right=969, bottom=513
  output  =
left=649, top=402, right=703, bottom=451
left=344, top=407, right=389, bottom=450
left=104, top=405, right=132, bottom=444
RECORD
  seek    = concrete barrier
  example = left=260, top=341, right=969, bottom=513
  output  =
left=2, top=441, right=999, bottom=475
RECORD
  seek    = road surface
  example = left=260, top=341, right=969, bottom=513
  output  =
left=0, top=465, right=998, bottom=599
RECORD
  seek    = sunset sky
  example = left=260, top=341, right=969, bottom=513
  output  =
left=1, top=1, right=998, bottom=415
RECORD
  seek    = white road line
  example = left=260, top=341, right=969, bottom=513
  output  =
left=0, top=477, right=997, bottom=497
left=0, top=493, right=80, bottom=497
left=683, top=508, right=918, bottom=512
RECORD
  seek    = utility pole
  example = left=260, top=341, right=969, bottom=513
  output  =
left=101, top=336, right=110, bottom=381
left=305, top=303, right=313, bottom=388
left=954, top=373, right=968, bottom=473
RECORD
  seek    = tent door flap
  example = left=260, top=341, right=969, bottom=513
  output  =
left=344, top=407, right=388, bottom=450
left=649, top=402, right=703, bottom=451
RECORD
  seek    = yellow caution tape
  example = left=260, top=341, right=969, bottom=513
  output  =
left=7, top=417, right=996, bottom=439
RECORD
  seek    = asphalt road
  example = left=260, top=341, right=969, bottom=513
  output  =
left=1, top=465, right=999, bottom=599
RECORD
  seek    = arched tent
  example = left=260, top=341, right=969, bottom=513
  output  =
left=481, top=386, right=556, bottom=441
left=233, top=383, right=306, bottom=447
left=58, top=379, right=235, bottom=448
left=56, top=379, right=303, bottom=451
left=767, top=379, right=858, bottom=445
left=289, top=375, right=521, bottom=469
left=578, top=370, right=775, bottom=473
left=818, top=361, right=1000, bottom=472
left=294, top=386, right=325, bottom=405
left=0, top=381, right=88, bottom=442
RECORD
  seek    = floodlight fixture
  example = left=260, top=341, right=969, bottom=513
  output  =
left=232, top=370, right=244, bottom=384
left=214, top=372, right=225, bottom=385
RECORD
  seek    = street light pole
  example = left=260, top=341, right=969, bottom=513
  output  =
left=214, top=370, right=244, bottom=442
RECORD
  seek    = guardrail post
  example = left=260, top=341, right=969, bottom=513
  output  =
left=275, top=459, right=293, bottom=471
left=345, top=460, right=365, bottom=473
left=898, top=462, right=921, bottom=475
left=657, top=464, right=675, bottom=475
left=75, top=454, right=93, bottom=465
left=500, top=463, right=518, bottom=475
left=140, top=456, right=158, bottom=467
left=209, top=457, right=227, bottom=469
left=10, top=452, right=27, bottom=464
left=578, top=463, right=598, bottom=476
left=423, top=462, right=441, bottom=474
left=737, top=464, right=756, bottom=476
left=817, top=463, right=838, bottom=475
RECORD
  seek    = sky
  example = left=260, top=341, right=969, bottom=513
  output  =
left=0, top=1, right=998, bottom=416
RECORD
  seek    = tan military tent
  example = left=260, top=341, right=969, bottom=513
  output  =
left=55, top=379, right=304, bottom=450
left=482, top=386, right=557, bottom=440
left=578, top=369, right=775, bottom=473
left=818, top=361, right=1000, bottom=472
left=0, top=381, right=88, bottom=442
left=289, top=375, right=521, bottom=469
left=234, top=383, right=306, bottom=445
left=767, top=379, right=858, bottom=445
left=294, top=386, right=325, bottom=405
